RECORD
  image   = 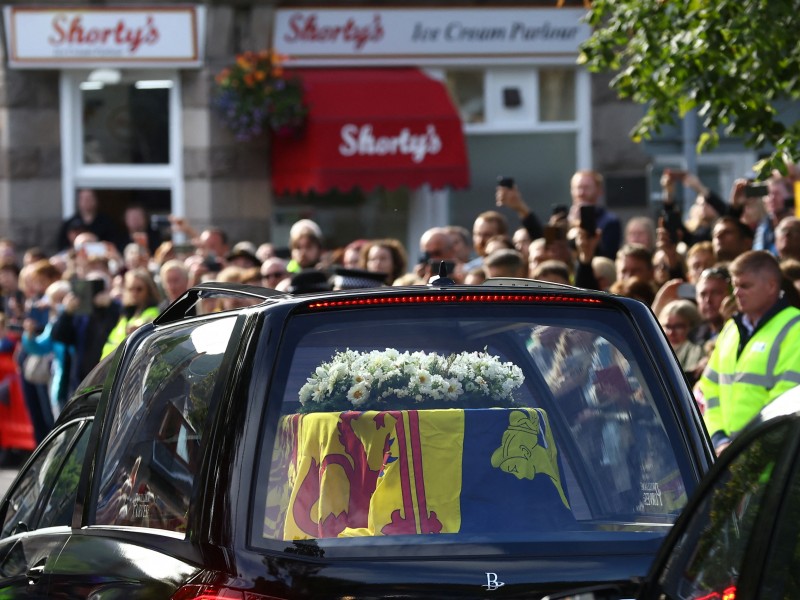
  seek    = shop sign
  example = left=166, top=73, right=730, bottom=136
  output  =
left=338, top=123, right=442, bottom=164
left=3, top=5, right=205, bottom=68
left=274, top=7, right=589, bottom=65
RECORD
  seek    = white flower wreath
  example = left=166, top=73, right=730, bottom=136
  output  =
left=298, top=348, right=525, bottom=412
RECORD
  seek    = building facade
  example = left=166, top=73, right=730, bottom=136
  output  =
left=0, top=1, right=656, bottom=259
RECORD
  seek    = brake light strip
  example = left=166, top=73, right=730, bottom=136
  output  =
left=307, top=294, right=604, bottom=309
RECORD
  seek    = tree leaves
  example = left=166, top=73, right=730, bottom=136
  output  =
left=581, top=0, right=800, bottom=176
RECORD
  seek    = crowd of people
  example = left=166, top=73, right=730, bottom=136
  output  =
left=1, top=164, right=799, bottom=463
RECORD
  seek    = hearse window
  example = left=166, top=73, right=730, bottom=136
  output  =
left=93, top=316, right=237, bottom=533
left=253, top=306, right=690, bottom=554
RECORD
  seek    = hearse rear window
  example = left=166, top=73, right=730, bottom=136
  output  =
left=254, top=305, right=690, bottom=551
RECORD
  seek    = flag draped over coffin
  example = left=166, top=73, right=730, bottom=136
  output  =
left=264, top=407, right=574, bottom=540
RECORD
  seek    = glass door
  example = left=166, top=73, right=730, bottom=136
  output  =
left=60, top=69, right=184, bottom=220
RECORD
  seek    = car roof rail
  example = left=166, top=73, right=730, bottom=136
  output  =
left=154, top=282, right=284, bottom=325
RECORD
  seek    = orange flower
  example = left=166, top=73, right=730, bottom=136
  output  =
left=236, top=54, right=251, bottom=70
left=255, top=70, right=266, bottom=82
left=215, top=68, right=230, bottom=85
left=243, top=73, right=255, bottom=87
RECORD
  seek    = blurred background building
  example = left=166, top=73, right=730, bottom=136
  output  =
left=0, top=1, right=759, bottom=259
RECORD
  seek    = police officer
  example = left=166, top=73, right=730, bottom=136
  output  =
left=699, top=250, right=800, bottom=454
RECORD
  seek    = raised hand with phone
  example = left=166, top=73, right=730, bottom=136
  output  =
left=494, top=175, right=543, bottom=241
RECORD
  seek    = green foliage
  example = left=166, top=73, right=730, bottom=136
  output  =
left=579, top=0, right=800, bottom=176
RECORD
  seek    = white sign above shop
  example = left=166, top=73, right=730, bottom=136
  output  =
left=3, top=5, right=205, bottom=68
left=273, top=7, right=590, bottom=66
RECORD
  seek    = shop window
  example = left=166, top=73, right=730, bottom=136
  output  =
left=539, top=68, right=576, bottom=122
left=81, top=74, right=170, bottom=165
left=445, top=70, right=485, bottom=124
left=443, top=67, right=579, bottom=129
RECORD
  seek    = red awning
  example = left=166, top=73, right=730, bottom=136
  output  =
left=270, top=68, right=470, bottom=194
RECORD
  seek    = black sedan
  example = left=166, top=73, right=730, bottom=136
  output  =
left=0, top=278, right=714, bottom=598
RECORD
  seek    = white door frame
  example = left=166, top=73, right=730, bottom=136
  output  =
left=59, top=69, right=184, bottom=217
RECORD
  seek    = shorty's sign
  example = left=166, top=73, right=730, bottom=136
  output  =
left=274, top=8, right=589, bottom=65
left=339, top=124, right=442, bottom=164
left=3, top=6, right=205, bottom=68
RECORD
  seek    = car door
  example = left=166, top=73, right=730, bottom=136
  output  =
left=645, top=416, right=798, bottom=600
left=0, top=417, right=92, bottom=596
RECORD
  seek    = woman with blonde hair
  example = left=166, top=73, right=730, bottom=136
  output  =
left=659, top=299, right=704, bottom=384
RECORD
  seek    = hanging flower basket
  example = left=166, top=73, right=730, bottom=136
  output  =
left=213, top=50, right=307, bottom=141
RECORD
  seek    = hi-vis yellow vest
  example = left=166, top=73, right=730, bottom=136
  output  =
left=101, top=306, right=161, bottom=359
left=700, top=306, right=800, bottom=438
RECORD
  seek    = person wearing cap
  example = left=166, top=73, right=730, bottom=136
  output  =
left=227, top=241, right=261, bottom=269
left=288, top=220, right=324, bottom=273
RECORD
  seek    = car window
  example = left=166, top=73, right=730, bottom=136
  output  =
left=93, top=316, right=237, bottom=533
left=1, top=422, right=82, bottom=538
left=656, top=421, right=791, bottom=600
left=38, top=421, right=93, bottom=529
left=253, top=304, right=693, bottom=553
left=758, top=435, right=800, bottom=600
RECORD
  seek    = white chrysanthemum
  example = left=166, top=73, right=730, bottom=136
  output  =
left=347, top=381, right=370, bottom=406
left=443, top=378, right=463, bottom=400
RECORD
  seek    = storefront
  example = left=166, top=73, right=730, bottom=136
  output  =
left=2, top=4, right=204, bottom=248
left=270, top=6, right=592, bottom=258
left=0, top=3, right=642, bottom=260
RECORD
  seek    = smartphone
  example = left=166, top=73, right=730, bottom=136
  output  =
left=83, top=241, right=107, bottom=258
left=744, top=183, right=769, bottom=198
left=71, top=279, right=104, bottom=316
left=662, top=209, right=683, bottom=244
left=496, top=175, right=515, bottom=189
left=677, top=282, right=696, bottom=300
left=579, top=205, right=597, bottom=233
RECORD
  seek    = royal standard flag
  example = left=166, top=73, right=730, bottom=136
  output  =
left=266, top=407, right=573, bottom=540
